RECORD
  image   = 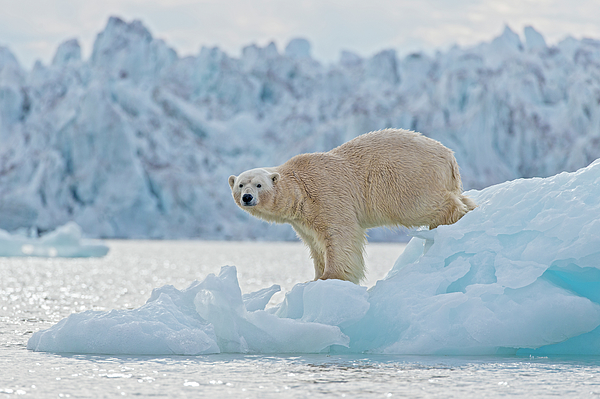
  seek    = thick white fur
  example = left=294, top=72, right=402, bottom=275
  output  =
left=229, top=129, right=476, bottom=284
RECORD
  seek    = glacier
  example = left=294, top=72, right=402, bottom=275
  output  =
left=27, top=160, right=600, bottom=355
left=2, top=17, right=600, bottom=239
left=0, top=221, right=108, bottom=257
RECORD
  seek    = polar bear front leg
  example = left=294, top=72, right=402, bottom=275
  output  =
left=309, top=245, right=326, bottom=280
left=302, top=233, right=326, bottom=280
left=291, top=223, right=326, bottom=280
left=319, top=228, right=366, bottom=284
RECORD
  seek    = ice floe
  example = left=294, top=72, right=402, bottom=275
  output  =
left=0, top=222, right=108, bottom=257
left=28, top=160, right=600, bottom=355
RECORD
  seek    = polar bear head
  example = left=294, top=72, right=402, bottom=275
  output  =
left=229, top=168, right=280, bottom=210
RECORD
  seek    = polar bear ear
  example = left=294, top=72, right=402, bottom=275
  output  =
left=228, top=175, right=237, bottom=189
left=270, top=172, right=280, bottom=184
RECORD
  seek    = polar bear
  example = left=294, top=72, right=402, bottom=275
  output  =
left=229, top=129, right=476, bottom=284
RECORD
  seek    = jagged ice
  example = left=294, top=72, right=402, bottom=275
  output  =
left=1, top=17, right=600, bottom=239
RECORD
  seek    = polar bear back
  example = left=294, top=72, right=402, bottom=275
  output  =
left=278, top=128, right=465, bottom=230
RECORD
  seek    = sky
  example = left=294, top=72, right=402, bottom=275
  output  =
left=0, top=0, right=599, bottom=69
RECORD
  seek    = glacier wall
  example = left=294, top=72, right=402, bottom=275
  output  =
left=1, top=17, right=600, bottom=239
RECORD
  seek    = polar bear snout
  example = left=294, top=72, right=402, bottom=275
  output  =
left=242, top=193, right=255, bottom=206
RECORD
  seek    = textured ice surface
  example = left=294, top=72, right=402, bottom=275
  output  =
left=28, top=266, right=348, bottom=354
left=2, top=17, right=600, bottom=239
left=0, top=222, right=108, bottom=257
left=28, top=161, right=600, bottom=355
left=348, top=158, right=600, bottom=355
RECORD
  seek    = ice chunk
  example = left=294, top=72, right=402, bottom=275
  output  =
left=242, top=284, right=281, bottom=311
left=28, top=284, right=220, bottom=355
left=30, top=266, right=349, bottom=355
left=272, top=279, right=370, bottom=328
left=28, top=161, right=600, bottom=355
left=0, top=222, right=109, bottom=257
left=193, top=266, right=349, bottom=353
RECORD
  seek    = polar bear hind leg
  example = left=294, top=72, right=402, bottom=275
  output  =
left=429, top=192, right=477, bottom=230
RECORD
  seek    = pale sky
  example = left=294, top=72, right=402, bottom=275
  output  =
left=1, top=0, right=599, bottom=69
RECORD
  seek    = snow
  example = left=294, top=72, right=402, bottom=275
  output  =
left=1, top=17, right=600, bottom=239
left=28, top=161, right=600, bottom=355
left=0, top=222, right=109, bottom=257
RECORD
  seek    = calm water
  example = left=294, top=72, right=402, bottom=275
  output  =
left=1, top=240, right=600, bottom=398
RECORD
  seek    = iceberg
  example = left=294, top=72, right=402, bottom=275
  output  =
left=0, top=222, right=109, bottom=257
left=28, top=160, right=600, bottom=355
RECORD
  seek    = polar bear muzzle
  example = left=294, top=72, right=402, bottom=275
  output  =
left=242, top=193, right=255, bottom=206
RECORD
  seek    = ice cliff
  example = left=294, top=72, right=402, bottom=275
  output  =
left=27, top=160, right=600, bottom=355
left=2, top=17, right=600, bottom=239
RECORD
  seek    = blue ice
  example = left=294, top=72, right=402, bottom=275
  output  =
left=28, top=160, right=600, bottom=355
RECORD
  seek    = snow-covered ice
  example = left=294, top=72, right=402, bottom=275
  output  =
left=28, top=161, right=600, bottom=355
left=0, top=222, right=109, bottom=257
left=1, top=17, right=600, bottom=240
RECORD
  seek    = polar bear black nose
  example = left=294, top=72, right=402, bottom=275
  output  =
left=242, top=194, right=253, bottom=204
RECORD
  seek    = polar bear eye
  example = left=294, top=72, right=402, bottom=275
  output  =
left=239, top=184, right=243, bottom=188
left=257, top=184, right=262, bottom=188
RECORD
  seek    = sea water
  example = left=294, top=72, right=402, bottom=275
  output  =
left=2, top=240, right=600, bottom=398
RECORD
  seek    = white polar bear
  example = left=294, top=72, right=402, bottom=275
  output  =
left=229, top=129, right=476, bottom=283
